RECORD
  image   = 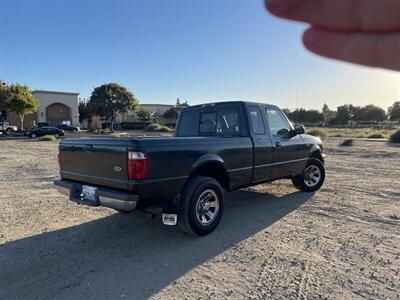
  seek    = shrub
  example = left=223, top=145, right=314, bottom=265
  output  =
left=307, top=129, right=327, bottom=139
left=146, top=123, right=161, bottom=131
left=157, top=126, right=173, bottom=133
left=340, top=139, right=354, bottom=147
left=368, top=133, right=384, bottom=139
left=389, top=129, right=400, bottom=143
left=38, top=135, right=57, bottom=141
left=146, top=123, right=173, bottom=133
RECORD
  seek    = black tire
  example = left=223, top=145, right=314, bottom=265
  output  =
left=178, top=176, right=224, bottom=236
left=291, top=158, right=325, bottom=192
left=30, top=133, right=36, bottom=139
left=6, top=129, right=13, bottom=136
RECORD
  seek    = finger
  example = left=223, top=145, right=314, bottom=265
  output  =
left=265, top=0, right=400, bottom=32
left=302, top=27, right=400, bottom=71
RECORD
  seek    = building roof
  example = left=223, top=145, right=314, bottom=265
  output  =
left=32, top=90, right=80, bottom=96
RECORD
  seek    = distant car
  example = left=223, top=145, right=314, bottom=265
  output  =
left=27, top=126, right=65, bottom=139
left=0, top=122, right=18, bottom=136
left=57, top=124, right=79, bottom=132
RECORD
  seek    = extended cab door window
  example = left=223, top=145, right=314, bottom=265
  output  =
left=248, top=106, right=265, bottom=135
left=216, top=108, right=240, bottom=136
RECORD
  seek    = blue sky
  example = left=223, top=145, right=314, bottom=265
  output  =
left=1, top=0, right=399, bottom=110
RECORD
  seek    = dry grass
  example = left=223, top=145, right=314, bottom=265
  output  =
left=310, top=127, right=397, bottom=139
left=37, top=135, right=57, bottom=141
left=306, top=129, right=327, bottom=139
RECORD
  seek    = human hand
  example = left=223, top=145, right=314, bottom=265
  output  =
left=265, top=0, right=400, bottom=71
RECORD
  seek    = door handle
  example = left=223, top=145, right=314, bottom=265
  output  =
left=275, top=142, right=282, bottom=149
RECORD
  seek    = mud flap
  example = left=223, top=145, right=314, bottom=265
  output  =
left=162, top=214, right=178, bottom=226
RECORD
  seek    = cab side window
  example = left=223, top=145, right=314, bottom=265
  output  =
left=266, top=108, right=291, bottom=136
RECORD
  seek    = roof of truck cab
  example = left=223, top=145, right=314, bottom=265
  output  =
left=187, top=101, right=272, bottom=109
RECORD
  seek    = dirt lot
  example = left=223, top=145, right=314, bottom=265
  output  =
left=0, top=138, right=399, bottom=299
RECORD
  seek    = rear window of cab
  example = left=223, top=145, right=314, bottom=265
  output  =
left=177, top=106, right=244, bottom=137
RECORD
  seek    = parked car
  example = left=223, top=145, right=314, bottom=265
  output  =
left=54, top=101, right=326, bottom=236
left=27, top=126, right=65, bottom=139
left=56, top=124, right=79, bottom=132
left=0, top=122, right=18, bottom=136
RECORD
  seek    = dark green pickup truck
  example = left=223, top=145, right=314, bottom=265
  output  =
left=55, top=101, right=325, bottom=236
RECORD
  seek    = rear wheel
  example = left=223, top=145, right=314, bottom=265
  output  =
left=178, top=176, right=224, bottom=236
left=30, top=133, right=36, bottom=139
left=292, top=158, right=325, bottom=192
left=6, top=129, right=13, bottom=136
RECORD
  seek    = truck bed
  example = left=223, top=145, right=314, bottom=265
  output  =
left=59, top=136, right=253, bottom=202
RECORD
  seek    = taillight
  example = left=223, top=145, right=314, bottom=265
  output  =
left=128, top=152, right=150, bottom=180
left=57, top=147, right=62, bottom=170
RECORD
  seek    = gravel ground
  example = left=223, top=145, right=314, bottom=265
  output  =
left=0, top=138, right=399, bottom=299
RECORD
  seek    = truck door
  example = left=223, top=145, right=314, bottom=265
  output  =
left=264, top=105, right=308, bottom=179
left=247, top=105, right=274, bottom=183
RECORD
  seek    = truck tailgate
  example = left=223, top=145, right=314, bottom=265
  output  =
left=59, top=138, right=130, bottom=190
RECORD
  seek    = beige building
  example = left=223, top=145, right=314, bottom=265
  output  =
left=7, top=90, right=80, bottom=128
left=33, top=90, right=80, bottom=126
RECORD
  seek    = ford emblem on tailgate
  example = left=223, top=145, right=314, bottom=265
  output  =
left=114, top=166, right=122, bottom=172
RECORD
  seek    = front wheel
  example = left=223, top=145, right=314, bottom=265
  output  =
left=178, top=176, right=224, bottom=236
left=292, top=158, right=325, bottom=192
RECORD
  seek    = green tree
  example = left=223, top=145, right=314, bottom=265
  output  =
left=287, top=108, right=324, bottom=124
left=322, top=103, right=335, bottom=124
left=163, top=107, right=180, bottom=122
left=361, top=104, right=387, bottom=122
left=388, top=101, right=400, bottom=121
left=88, top=83, right=138, bottom=131
left=78, top=100, right=91, bottom=124
left=281, top=108, right=291, bottom=116
left=0, top=80, right=12, bottom=109
left=0, top=80, right=12, bottom=121
left=137, top=107, right=153, bottom=127
left=6, top=84, right=38, bottom=129
left=335, top=105, right=353, bottom=124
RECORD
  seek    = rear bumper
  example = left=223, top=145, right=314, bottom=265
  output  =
left=54, top=179, right=138, bottom=212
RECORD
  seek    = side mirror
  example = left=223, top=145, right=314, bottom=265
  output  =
left=293, top=125, right=305, bottom=135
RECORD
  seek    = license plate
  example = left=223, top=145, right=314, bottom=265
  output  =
left=81, top=185, right=97, bottom=203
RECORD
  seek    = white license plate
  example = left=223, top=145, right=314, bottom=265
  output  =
left=82, top=185, right=97, bottom=203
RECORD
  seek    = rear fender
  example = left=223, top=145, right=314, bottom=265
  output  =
left=191, top=153, right=225, bottom=170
